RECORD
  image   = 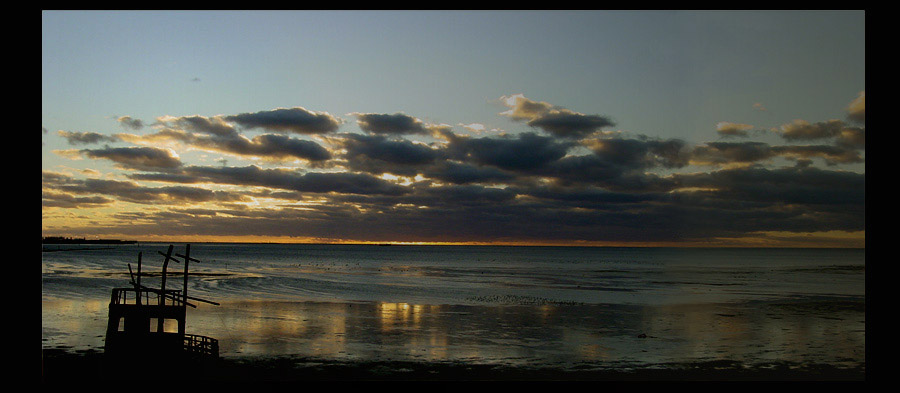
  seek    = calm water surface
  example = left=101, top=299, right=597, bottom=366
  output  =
left=41, top=244, right=865, bottom=370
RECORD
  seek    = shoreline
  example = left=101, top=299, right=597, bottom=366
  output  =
left=42, top=347, right=865, bottom=382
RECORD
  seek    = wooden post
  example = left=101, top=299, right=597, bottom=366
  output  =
left=180, top=244, right=191, bottom=335
left=136, top=252, right=142, bottom=305
left=182, top=244, right=190, bottom=306
left=158, top=245, right=173, bottom=332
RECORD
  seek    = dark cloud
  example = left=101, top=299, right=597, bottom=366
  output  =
left=691, top=142, right=775, bottom=165
left=445, top=132, right=572, bottom=171
left=180, top=165, right=409, bottom=196
left=522, top=185, right=663, bottom=206
left=500, top=94, right=615, bottom=139
left=422, top=161, right=515, bottom=185
left=353, top=113, right=430, bottom=135
left=119, top=125, right=331, bottom=162
left=691, top=141, right=864, bottom=166
left=44, top=94, right=865, bottom=246
left=676, top=166, right=865, bottom=208
left=208, top=134, right=332, bottom=162
left=526, top=111, right=615, bottom=139
left=41, top=171, right=247, bottom=206
left=116, top=116, right=144, bottom=130
left=587, top=137, right=691, bottom=170
left=225, top=107, right=342, bottom=135
left=168, top=115, right=238, bottom=137
left=42, top=190, right=114, bottom=208
left=541, top=153, right=680, bottom=192
left=57, top=130, right=120, bottom=145
left=78, top=146, right=183, bottom=171
left=339, top=133, right=440, bottom=175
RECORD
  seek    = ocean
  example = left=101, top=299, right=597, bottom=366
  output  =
left=41, top=243, right=865, bottom=376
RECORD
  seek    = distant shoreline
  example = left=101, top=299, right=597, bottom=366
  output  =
left=40, top=239, right=864, bottom=250
left=41, top=237, right=136, bottom=245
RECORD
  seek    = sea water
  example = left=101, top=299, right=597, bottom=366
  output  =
left=41, top=244, right=865, bottom=371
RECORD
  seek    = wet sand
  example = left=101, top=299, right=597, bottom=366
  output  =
left=42, top=347, right=864, bottom=381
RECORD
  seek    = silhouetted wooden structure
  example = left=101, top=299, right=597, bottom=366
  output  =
left=104, top=244, right=219, bottom=364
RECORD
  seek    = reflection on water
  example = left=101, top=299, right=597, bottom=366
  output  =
left=41, top=245, right=864, bottom=370
left=41, top=299, right=108, bottom=351
left=36, top=297, right=847, bottom=369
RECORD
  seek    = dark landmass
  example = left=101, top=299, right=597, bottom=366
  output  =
left=42, top=237, right=136, bottom=245
left=41, top=348, right=864, bottom=382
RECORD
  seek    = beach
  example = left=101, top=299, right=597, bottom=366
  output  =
left=42, top=244, right=865, bottom=381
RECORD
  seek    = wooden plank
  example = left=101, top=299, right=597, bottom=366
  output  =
left=134, top=284, right=197, bottom=308
left=174, top=253, right=201, bottom=263
left=132, top=283, right=218, bottom=306
left=158, top=252, right=182, bottom=264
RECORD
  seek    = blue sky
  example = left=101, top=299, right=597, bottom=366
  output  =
left=42, top=11, right=865, bottom=246
left=42, top=11, right=864, bottom=140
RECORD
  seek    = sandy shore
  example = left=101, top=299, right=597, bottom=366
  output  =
left=42, top=348, right=864, bottom=382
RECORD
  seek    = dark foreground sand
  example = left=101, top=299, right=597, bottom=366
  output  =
left=42, top=348, right=864, bottom=382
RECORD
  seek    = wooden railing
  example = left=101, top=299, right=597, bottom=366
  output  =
left=184, top=334, right=219, bottom=358
left=110, top=287, right=185, bottom=307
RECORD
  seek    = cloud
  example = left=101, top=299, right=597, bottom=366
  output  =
left=539, top=154, right=679, bottom=192
left=338, top=133, right=440, bottom=175
left=691, top=142, right=774, bottom=166
left=240, top=134, right=332, bottom=162
left=676, top=165, right=865, bottom=209
left=775, top=119, right=865, bottom=151
left=41, top=171, right=246, bottom=206
left=445, top=132, right=572, bottom=171
left=43, top=94, right=866, bottom=245
left=120, top=121, right=331, bottom=162
left=499, top=94, right=554, bottom=121
left=847, top=91, right=865, bottom=123
left=716, top=122, right=754, bottom=138
left=352, top=112, right=432, bottom=135
left=76, top=146, right=183, bottom=171
left=499, top=94, right=615, bottom=139
left=836, top=127, right=865, bottom=150
left=224, top=107, right=343, bottom=135
left=691, top=141, right=863, bottom=167
left=178, top=165, right=409, bottom=196
left=42, top=189, right=114, bottom=209
left=422, top=161, right=515, bottom=185
left=57, top=130, right=120, bottom=145
left=778, top=119, right=845, bottom=141
left=771, top=145, right=863, bottom=165
left=584, top=136, right=691, bottom=170
left=162, top=115, right=239, bottom=137
left=116, top=116, right=144, bottom=130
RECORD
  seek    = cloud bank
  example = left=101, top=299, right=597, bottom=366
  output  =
left=42, top=93, right=865, bottom=246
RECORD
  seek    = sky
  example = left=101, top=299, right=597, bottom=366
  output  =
left=42, top=10, right=865, bottom=247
